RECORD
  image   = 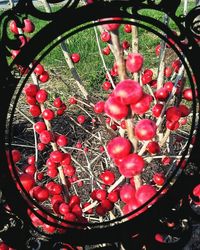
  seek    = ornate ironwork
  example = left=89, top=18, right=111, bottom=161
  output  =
left=0, top=0, right=199, bottom=249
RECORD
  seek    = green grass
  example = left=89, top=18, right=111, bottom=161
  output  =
left=3, top=1, right=196, bottom=92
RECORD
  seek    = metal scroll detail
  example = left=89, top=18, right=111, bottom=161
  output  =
left=0, top=0, right=199, bottom=249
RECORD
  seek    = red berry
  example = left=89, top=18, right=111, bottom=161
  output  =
left=102, top=46, right=111, bottom=55
left=153, top=173, right=165, bottom=186
left=134, top=119, right=157, bottom=141
left=37, top=143, right=45, bottom=151
left=166, top=106, right=181, bottom=122
left=27, top=155, right=35, bottom=165
left=53, top=97, right=62, bottom=108
left=124, top=24, right=132, bottom=33
left=77, top=115, right=86, bottom=124
left=155, top=87, right=169, bottom=101
left=113, top=79, right=143, bottom=105
left=26, top=96, right=36, bottom=105
left=34, top=64, right=44, bottom=75
left=36, top=89, right=48, bottom=103
left=100, top=170, right=115, bottom=185
left=23, top=84, right=38, bottom=97
left=164, top=81, right=174, bottom=92
left=39, top=130, right=52, bottom=144
left=63, top=165, right=76, bottom=177
left=101, top=199, right=114, bottom=211
left=19, top=173, right=35, bottom=192
left=164, top=67, right=172, bottom=78
left=100, top=31, right=111, bottom=42
left=95, top=189, right=107, bottom=201
left=56, top=135, right=68, bottom=147
left=118, top=153, right=145, bottom=178
left=71, top=53, right=80, bottom=63
left=94, top=101, right=105, bottom=114
left=42, top=109, right=55, bottom=121
left=135, top=184, right=157, bottom=205
left=34, top=121, right=46, bottom=134
left=39, top=71, right=49, bottom=83
left=69, top=97, right=77, bottom=104
left=146, top=141, right=160, bottom=154
left=108, top=190, right=119, bottom=203
left=50, top=150, right=64, bottom=163
left=11, top=149, right=21, bottom=163
left=152, top=103, right=163, bottom=117
left=107, top=136, right=131, bottom=159
left=122, top=40, right=130, bottom=50
left=120, top=184, right=136, bottom=203
left=29, top=105, right=41, bottom=117
left=126, top=53, right=144, bottom=73
left=102, top=81, right=111, bottom=91
left=130, top=94, right=152, bottom=115
left=104, top=96, right=128, bottom=120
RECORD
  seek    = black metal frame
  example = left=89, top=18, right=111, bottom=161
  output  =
left=0, top=0, right=199, bottom=249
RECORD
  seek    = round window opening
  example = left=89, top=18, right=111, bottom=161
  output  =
left=3, top=0, right=200, bottom=246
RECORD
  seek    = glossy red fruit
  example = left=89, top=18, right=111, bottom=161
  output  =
left=96, top=205, right=106, bottom=216
left=26, top=96, right=36, bottom=105
left=122, top=198, right=145, bottom=218
left=118, top=153, right=145, bottom=178
left=183, top=88, right=193, bottom=101
left=102, top=46, right=111, bottom=55
left=178, top=104, right=190, bottom=117
left=69, top=195, right=80, bottom=208
left=155, top=233, right=164, bottom=243
left=152, top=103, right=163, bottom=117
left=172, top=59, right=181, bottom=72
left=155, top=87, right=169, bottom=101
left=95, top=189, right=107, bottom=201
left=39, top=130, right=52, bottom=144
left=100, top=170, right=115, bottom=185
left=192, top=184, right=200, bottom=205
left=36, top=89, right=48, bottom=103
left=23, top=84, right=38, bottom=97
left=42, top=109, right=55, bottom=121
left=34, top=63, right=44, bottom=75
left=33, top=186, right=49, bottom=202
left=122, top=40, right=130, bottom=50
left=164, top=67, right=172, bottom=78
left=53, top=97, right=62, bottom=108
left=126, top=53, right=144, bottom=73
left=108, top=190, right=119, bottom=203
left=107, top=136, right=131, bottom=159
left=27, top=155, right=35, bottom=165
left=29, top=105, right=41, bottom=117
left=56, top=135, right=68, bottom=147
left=166, top=106, right=181, bottom=122
left=71, top=53, right=80, bottom=63
left=120, top=184, right=136, bottom=203
left=146, top=141, right=160, bottom=154
left=155, top=44, right=161, bottom=56
left=135, top=184, right=157, bottom=205
left=124, top=24, right=132, bottom=33
left=77, top=115, right=85, bottom=124
left=59, top=203, right=70, bottom=215
left=166, top=120, right=180, bottom=130
left=23, top=19, right=35, bottom=33
left=104, top=96, right=128, bottom=120
left=100, top=17, right=122, bottom=31
left=61, top=153, right=71, bottom=166
left=113, top=79, right=143, bottom=105
left=37, top=143, right=45, bottom=151
left=11, top=149, right=21, bottom=163
left=20, top=173, right=35, bottom=192
left=134, top=119, right=157, bottom=141
left=130, top=94, right=152, bottom=115
left=47, top=168, right=58, bottom=178
left=39, top=71, right=49, bottom=83
left=164, top=81, right=174, bottom=92
left=94, top=101, right=105, bottom=114
left=100, top=31, right=111, bottom=42
left=50, top=150, right=64, bottom=163
left=101, top=199, right=114, bottom=211
left=24, top=165, right=36, bottom=176
left=102, top=81, right=111, bottom=91
left=34, top=121, right=46, bottom=134
left=63, top=165, right=76, bottom=177
left=141, top=72, right=153, bottom=85
left=153, top=173, right=165, bottom=186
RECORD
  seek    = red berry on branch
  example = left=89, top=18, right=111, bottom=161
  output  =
left=39, top=71, right=49, bottom=83
left=34, top=121, right=46, bottom=134
left=34, top=64, right=44, bottom=75
left=100, top=31, right=111, bottom=42
left=124, top=24, right=132, bottom=33
left=50, top=150, right=64, bottom=163
left=107, top=136, right=131, bottom=159
left=36, top=89, right=48, bottom=103
left=126, top=53, right=144, bottom=73
left=29, top=105, right=41, bottom=117
left=39, top=130, right=52, bottom=144
left=23, top=84, right=38, bottom=97
left=102, top=81, right=111, bottom=91
left=42, top=109, right=55, bottom=121
left=94, top=101, right=105, bottom=114
left=23, top=19, right=35, bottom=33
left=134, top=119, right=157, bottom=141
left=71, top=53, right=80, bottom=63
left=100, top=17, right=122, bottom=31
